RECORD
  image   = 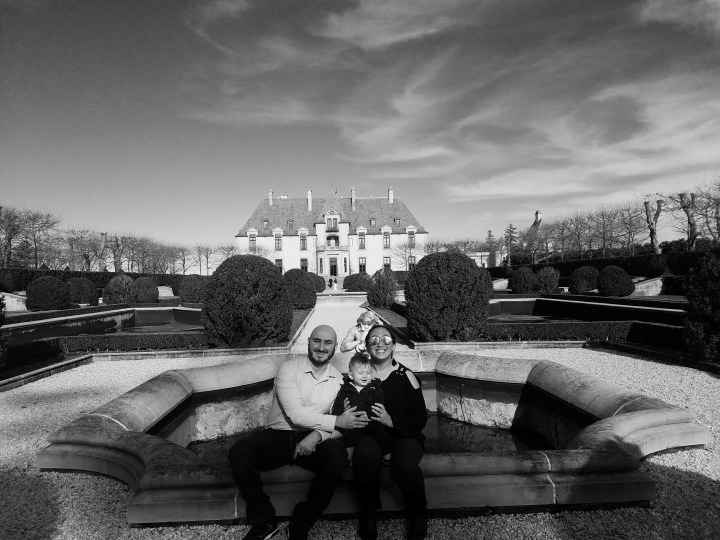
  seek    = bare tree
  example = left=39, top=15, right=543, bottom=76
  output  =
left=695, top=178, right=720, bottom=243
left=616, top=202, right=646, bottom=255
left=658, top=192, right=700, bottom=251
left=422, top=238, right=447, bottom=254
left=503, top=224, right=518, bottom=266
left=643, top=199, right=663, bottom=254
left=589, top=206, right=621, bottom=258
left=391, top=241, right=422, bottom=270
left=19, top=210, right=61, bottom=269
left=217, top=244, right=237, bottom=261
left=195, top=244, right=217, bottom=276
left=0, top=206, right=25, bottom=267
left=568, top=212, right=590, bottom=258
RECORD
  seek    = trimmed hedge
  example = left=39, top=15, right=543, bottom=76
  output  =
left=367, top=269, right=398, bottom=308
left=404, top=251, right=493, bottom=341
left=684, top=252, right=720, bottom=365
left=481, top=320, right=633, bottom=341
left=26, top=276, right=69, bottom=311
left=131, top=277, right=159, bottom=304
left=310, top=273, right=326, bottom=293
left=203, top=255, right=293, bottom=347
left=178, top=274, right=207, bottom=304
left=597, top=265, right=635, bottom=297
left=66, top=277, right=99, bottom=306
left=0, top=267, right=177, bottom=293
left=536, top=266, right=560, bottom=294
left=344, top=272, right=371, bottom=292
left=568, top=266, right=599, bottom=295
left=283, top=269, right=317, bottom=309
left=103, top=274, right=135, bottom=305
left=509, top=267, right=535, bottom=294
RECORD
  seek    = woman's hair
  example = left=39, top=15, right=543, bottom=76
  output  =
left=364, top=324, right=396, bottom=349
left=357, top=311, right=380, bottom=326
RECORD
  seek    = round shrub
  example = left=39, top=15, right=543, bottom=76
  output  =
left=367, top=269, right=397, bottom=308
left=132, top=277, right=159, bottom=304
left=597, top=265, right=635, bottom=297
left=405, top=251, right=493, bottom=341
left=509, top=267, right=536, bottom=294
left=283, top=269, right=317, bottom=309
left=178, top=274, right=207, bottom=304
left=685, top=252, right=720, bottom=365
left=536, top=266, right=560, bottom=294
left=203, top=255, right=293, bottom=347
left=66, top=277, right=99, bottom=306
left=26, top=276, right=69, bottom=311
left=310, top=273, right=326, bottom=292
left=344, top=272, right=372, bottom=292
left=103, top=274, right=135, bottom=305
left=568, top=266, right=599, bottom=294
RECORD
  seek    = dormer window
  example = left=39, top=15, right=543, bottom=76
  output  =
left=288, top=220, right=294, bottom=229
left=263, top=220, right=269, bottom=229
left=370, top=218, right=376, bottom=228
left=394, top=218, right=400, bottom=227
left=327, top=217, right=338, bottom=231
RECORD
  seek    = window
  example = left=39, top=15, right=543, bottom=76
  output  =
left=394, top=218, right=400, bottom=227
left=249, top=236, right=256, bottom=252
left=359, top=233, right=365, bottom=249
left=343, top=258, right=347, bottom=273
left=275, top=259, right=283, bottom=272
left=300, top=258, right=308, bottom=271
left=408, top=230, right=415, bottom=248
left=370, top=218, right=376, bottom=228
left=383, top=232, right=390, bottom=248
left=327, top=218, right=338, bottom=231
left=409, top=256, right=416, bottom=271
left=319, top=259, right=323, bottom=273
left=300, top=235, right=307, bottom=251
left=288, top=220, right=294, bottom=229
left=275, top=234, right=282, bottom=251
left=383, top=257, right=391, bottom=271
left=359, top=257, right=366, bottom=273
left=263, top=220, right=268, bottom=229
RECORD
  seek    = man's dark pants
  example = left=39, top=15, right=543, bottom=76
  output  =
left=228, top=429, right=346, bottom=535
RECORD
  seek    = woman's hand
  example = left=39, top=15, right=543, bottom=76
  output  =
left=371, top=403, right=393, bottom=428
left=294, top=431, right=321, bottom=458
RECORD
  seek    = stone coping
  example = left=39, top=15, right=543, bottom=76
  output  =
left=36, top=350, right=710, bottom=524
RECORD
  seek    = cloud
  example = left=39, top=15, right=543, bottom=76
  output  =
left=639, top=0, right=720, bottom=35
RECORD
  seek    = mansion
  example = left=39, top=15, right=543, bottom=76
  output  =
left=235, top=187, right=428, bottom=278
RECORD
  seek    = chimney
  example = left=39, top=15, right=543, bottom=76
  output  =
left=388, top=186, right=394, bottom=204
left=268, top=189, right=273, bottom=206
left=351, top=186, right=356, bottom=211
left=307, top=189, right=312, bottom=212
left=535, top=210, right=542, bottom=224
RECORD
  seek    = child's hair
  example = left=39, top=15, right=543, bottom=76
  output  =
left=348, top=355, right=372, bottom=371
left=357, top=311, right=380, bottom=326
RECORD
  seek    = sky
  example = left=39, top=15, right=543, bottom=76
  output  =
left=2, top=0, right=720, bottom=247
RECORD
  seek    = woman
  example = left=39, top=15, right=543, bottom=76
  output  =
left=340, top=311, right=381, bottom=356
left=352, top=324, right=428, bottom=540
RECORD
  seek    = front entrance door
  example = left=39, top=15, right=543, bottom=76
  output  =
left=329, top=257, right=337, bottom=277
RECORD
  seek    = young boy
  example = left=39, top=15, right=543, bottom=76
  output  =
left=332, top=355, right=392, bottom=480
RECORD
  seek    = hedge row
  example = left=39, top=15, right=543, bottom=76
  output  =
left=3, top=304, right=132, bottom=325
left=487, top=249, right=720, bottom=279
left=0, top=268, right=177, bottom=293
left=481, top=321, right=633, bottom=341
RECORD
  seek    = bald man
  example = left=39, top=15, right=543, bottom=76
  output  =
left=229, top=325, right=370, bottom=540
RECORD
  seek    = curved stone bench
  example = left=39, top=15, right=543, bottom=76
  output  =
left=36, top=350, right=710, bottom=524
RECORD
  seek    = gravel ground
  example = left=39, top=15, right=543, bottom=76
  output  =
left=1, top=349, right=718, bottom=540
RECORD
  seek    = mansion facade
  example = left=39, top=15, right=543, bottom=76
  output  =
left=235, top=187, right=428, bottom=278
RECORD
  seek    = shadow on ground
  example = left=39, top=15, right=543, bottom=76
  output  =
left=0, top=467, right=60, bottom=540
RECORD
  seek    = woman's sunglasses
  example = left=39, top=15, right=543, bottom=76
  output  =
left=368, top=335, right=393, bottom=346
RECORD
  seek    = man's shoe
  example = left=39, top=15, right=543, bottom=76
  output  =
left=407, top=511, right=427, bottom=540
left=242, top=520, right=279, bottom=540
left=358, top=510, right=378, bottom=540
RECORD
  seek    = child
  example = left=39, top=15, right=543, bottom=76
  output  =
left=332, top=355, right=392, bottom=481
left=340, top=311, right=380, bottom=357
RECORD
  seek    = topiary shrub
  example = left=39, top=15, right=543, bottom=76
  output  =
left=66, top=277, right=99, bottom=306
left=310, top=273, right=326, bottom=292
left=132, top=277, right=159, bottom=304
left=103, top=274, right=135, bottom=305
left=509, top=267, right=536, bottom=294
left=178, top=274, right=207, bottom=304
left=597, top=265, right=635, bottom=297
left=202, top=255, right=293, bottom=347
left=405, top=251, right=493, bottom=341
left=344, top=271, right=372, bottom=292
left=367, top=269, right=397, bottom=308
left=26, top=276, right=69, bottom=311
left=283, top=269, right=317, bottom=309
left=536, top=266, right=560, bottom=294
left=684, top=252, right=720, bottom=365
left=568, top=266, right=600, bottom=294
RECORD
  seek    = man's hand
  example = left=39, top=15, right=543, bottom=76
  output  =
left=294, top=431, right=321, bottom=459
left=336, top=406, right=370, bottom=429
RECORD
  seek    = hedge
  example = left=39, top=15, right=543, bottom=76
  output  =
left=0, top=267, right=177, bottom=293
left=481, top=320, right=633, bottom=341
left=2, top=304, right=132, bottom=325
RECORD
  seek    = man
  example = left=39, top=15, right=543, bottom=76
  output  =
left=228, top=324, right=370, bottom=540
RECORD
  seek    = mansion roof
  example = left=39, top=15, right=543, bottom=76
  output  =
left=237, top=192, right=428, bottom=237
